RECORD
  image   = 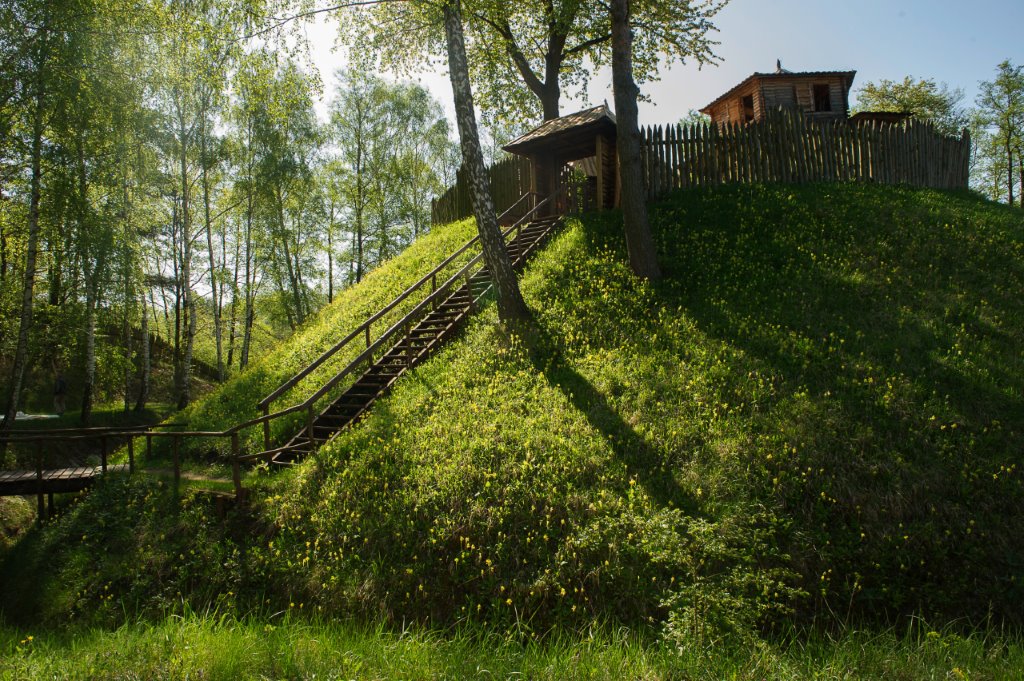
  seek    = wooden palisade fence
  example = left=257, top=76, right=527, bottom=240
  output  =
left=431, top=155, right=532, bottom=226
left=432, top=109, right=971, bottom=227
left=639, top=108, right=971, bottom=199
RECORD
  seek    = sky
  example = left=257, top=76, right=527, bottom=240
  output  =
left=298, top=0, right=1024, bottom=129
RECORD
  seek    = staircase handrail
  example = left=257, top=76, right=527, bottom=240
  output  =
left=0, top=422, right=187, bottom=435
left=496, top=192, right=540, bottom=223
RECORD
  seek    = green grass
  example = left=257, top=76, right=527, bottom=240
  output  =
left=1, top=183, right=1022, bottom=671
left=0, top=497, right=33, bottom=551
left=1, top=615, right=1021, bottom=680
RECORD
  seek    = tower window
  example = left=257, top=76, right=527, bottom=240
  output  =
left=742, top=94, right=755, bottom=123
left=813, top=84, right=832, bottom=112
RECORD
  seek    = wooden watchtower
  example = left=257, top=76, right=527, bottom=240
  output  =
left=700, top=61, right=856, bottom=126
left=503, top=104, right=619, bottom=214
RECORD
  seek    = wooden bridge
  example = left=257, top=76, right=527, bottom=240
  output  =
left=0, top=193, right=566, bottom=516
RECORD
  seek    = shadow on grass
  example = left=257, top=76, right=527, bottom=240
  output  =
left=519, top=319, right=699, bottom=516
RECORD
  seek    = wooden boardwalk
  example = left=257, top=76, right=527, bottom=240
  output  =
left=0, top=464, right=129, bottom=497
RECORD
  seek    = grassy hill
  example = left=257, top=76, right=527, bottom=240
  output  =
left=2, top=183, right=1022, bottom=669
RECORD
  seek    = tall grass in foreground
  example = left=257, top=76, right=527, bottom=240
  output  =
left=1, top=615, right=1021, bottom=680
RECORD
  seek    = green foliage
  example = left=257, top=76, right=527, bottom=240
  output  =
left=328, top=69, right=455, bottom=279
left=854, top=76, right=968, bottom=136
left=342, top=0, right=729, bottom=126
left=0, top=497, right=33, bottom=552
left=972, top=60, right=1024, bottom=204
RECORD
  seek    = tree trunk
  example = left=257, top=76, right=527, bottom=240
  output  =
left=443, top=0, right=529, bottom=325
left=541, top=48, right=562, bottom=120
left=122, top=297, right=131, bottom=413
left=240, top=289, right=254, bottom=370
left=1018, top=145, right=1023, bottom=208
left=277, top=187, right=305, bottom=325
left=177, top=112, right=194, bottom=410
left=0, top=223, right=7, bottom=283
left=355, top=146, right=365, bottom=283
left=201, top=127, right=225, bottom=381
left=239, top=120, right=255, bottom=370
left=327, top=202, right=334, bottom=303
left=171, top=195, right=182, bottom=373
left=610, top=0, right=661, bottom=281
left=80, top=287, right=96, bottom=425
left=135, top=294, right=150, bottom=412
left=1006, top=139, right=1015, bottom=206
left=77, top=128, right=96, bottom=426
left=1, top=62, right=46, bottom=432
left=226, top=221, right=241, bottom=368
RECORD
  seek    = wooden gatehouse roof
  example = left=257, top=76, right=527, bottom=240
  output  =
left=503, top=105, right=617, bottom=158
left=700, top=69, right=857, bottom=114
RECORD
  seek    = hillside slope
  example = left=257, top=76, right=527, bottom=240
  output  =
left=172, top=216, right=480, bottom=450
left=3, top=184, right=1022, bottom=639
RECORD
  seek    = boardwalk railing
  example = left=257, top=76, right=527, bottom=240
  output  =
left=639, top=109, right=971, bottom=198
left=0, top=423, right=186, bottom=518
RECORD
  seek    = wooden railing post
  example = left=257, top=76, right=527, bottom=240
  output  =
left=405, top=320, right=413, bottom=367
left=100, top=435, right=108, bottom=473
left=306, top=404, right=317, bottom=455
left=172, top=435, right=180, bottom=492
left=146, top=433, right=152, bottom=461
left=36, top=449, right=44, bottom=522
left=128, top=437, right=135, bottom=474
left=231, top=432, right=242, bottom=502
left=262, top=405, right=271, bottom=452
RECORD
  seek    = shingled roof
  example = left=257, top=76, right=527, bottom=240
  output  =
left=503, top=105, right=617, bottom=157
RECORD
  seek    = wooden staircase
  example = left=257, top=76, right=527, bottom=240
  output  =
left=271, top=215, right=563, bottom=466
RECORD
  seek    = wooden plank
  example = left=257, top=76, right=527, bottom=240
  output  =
left=810, top=121, right=823, bottom=181
left=672, top=124, right=682, bottom=189
left=679, top=124, right=689, bottom=188
left=752, top=120, right=765, bottom=183
left=744, top=122, right=754, bottom=182
left=767, top=115, right=781, bottom=182
left=727, top=123, right=738, bottom=183
left=656, top=125, right=666, bottom=196
left=785, top=110, right=798, bottom=183
left=669, top=124, right=678, bottom=190
left=721, top=123, right=730, bottom=183
left=703, top=122, right=712, bottom=185
left=858, top=123, right=869, bottom=182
